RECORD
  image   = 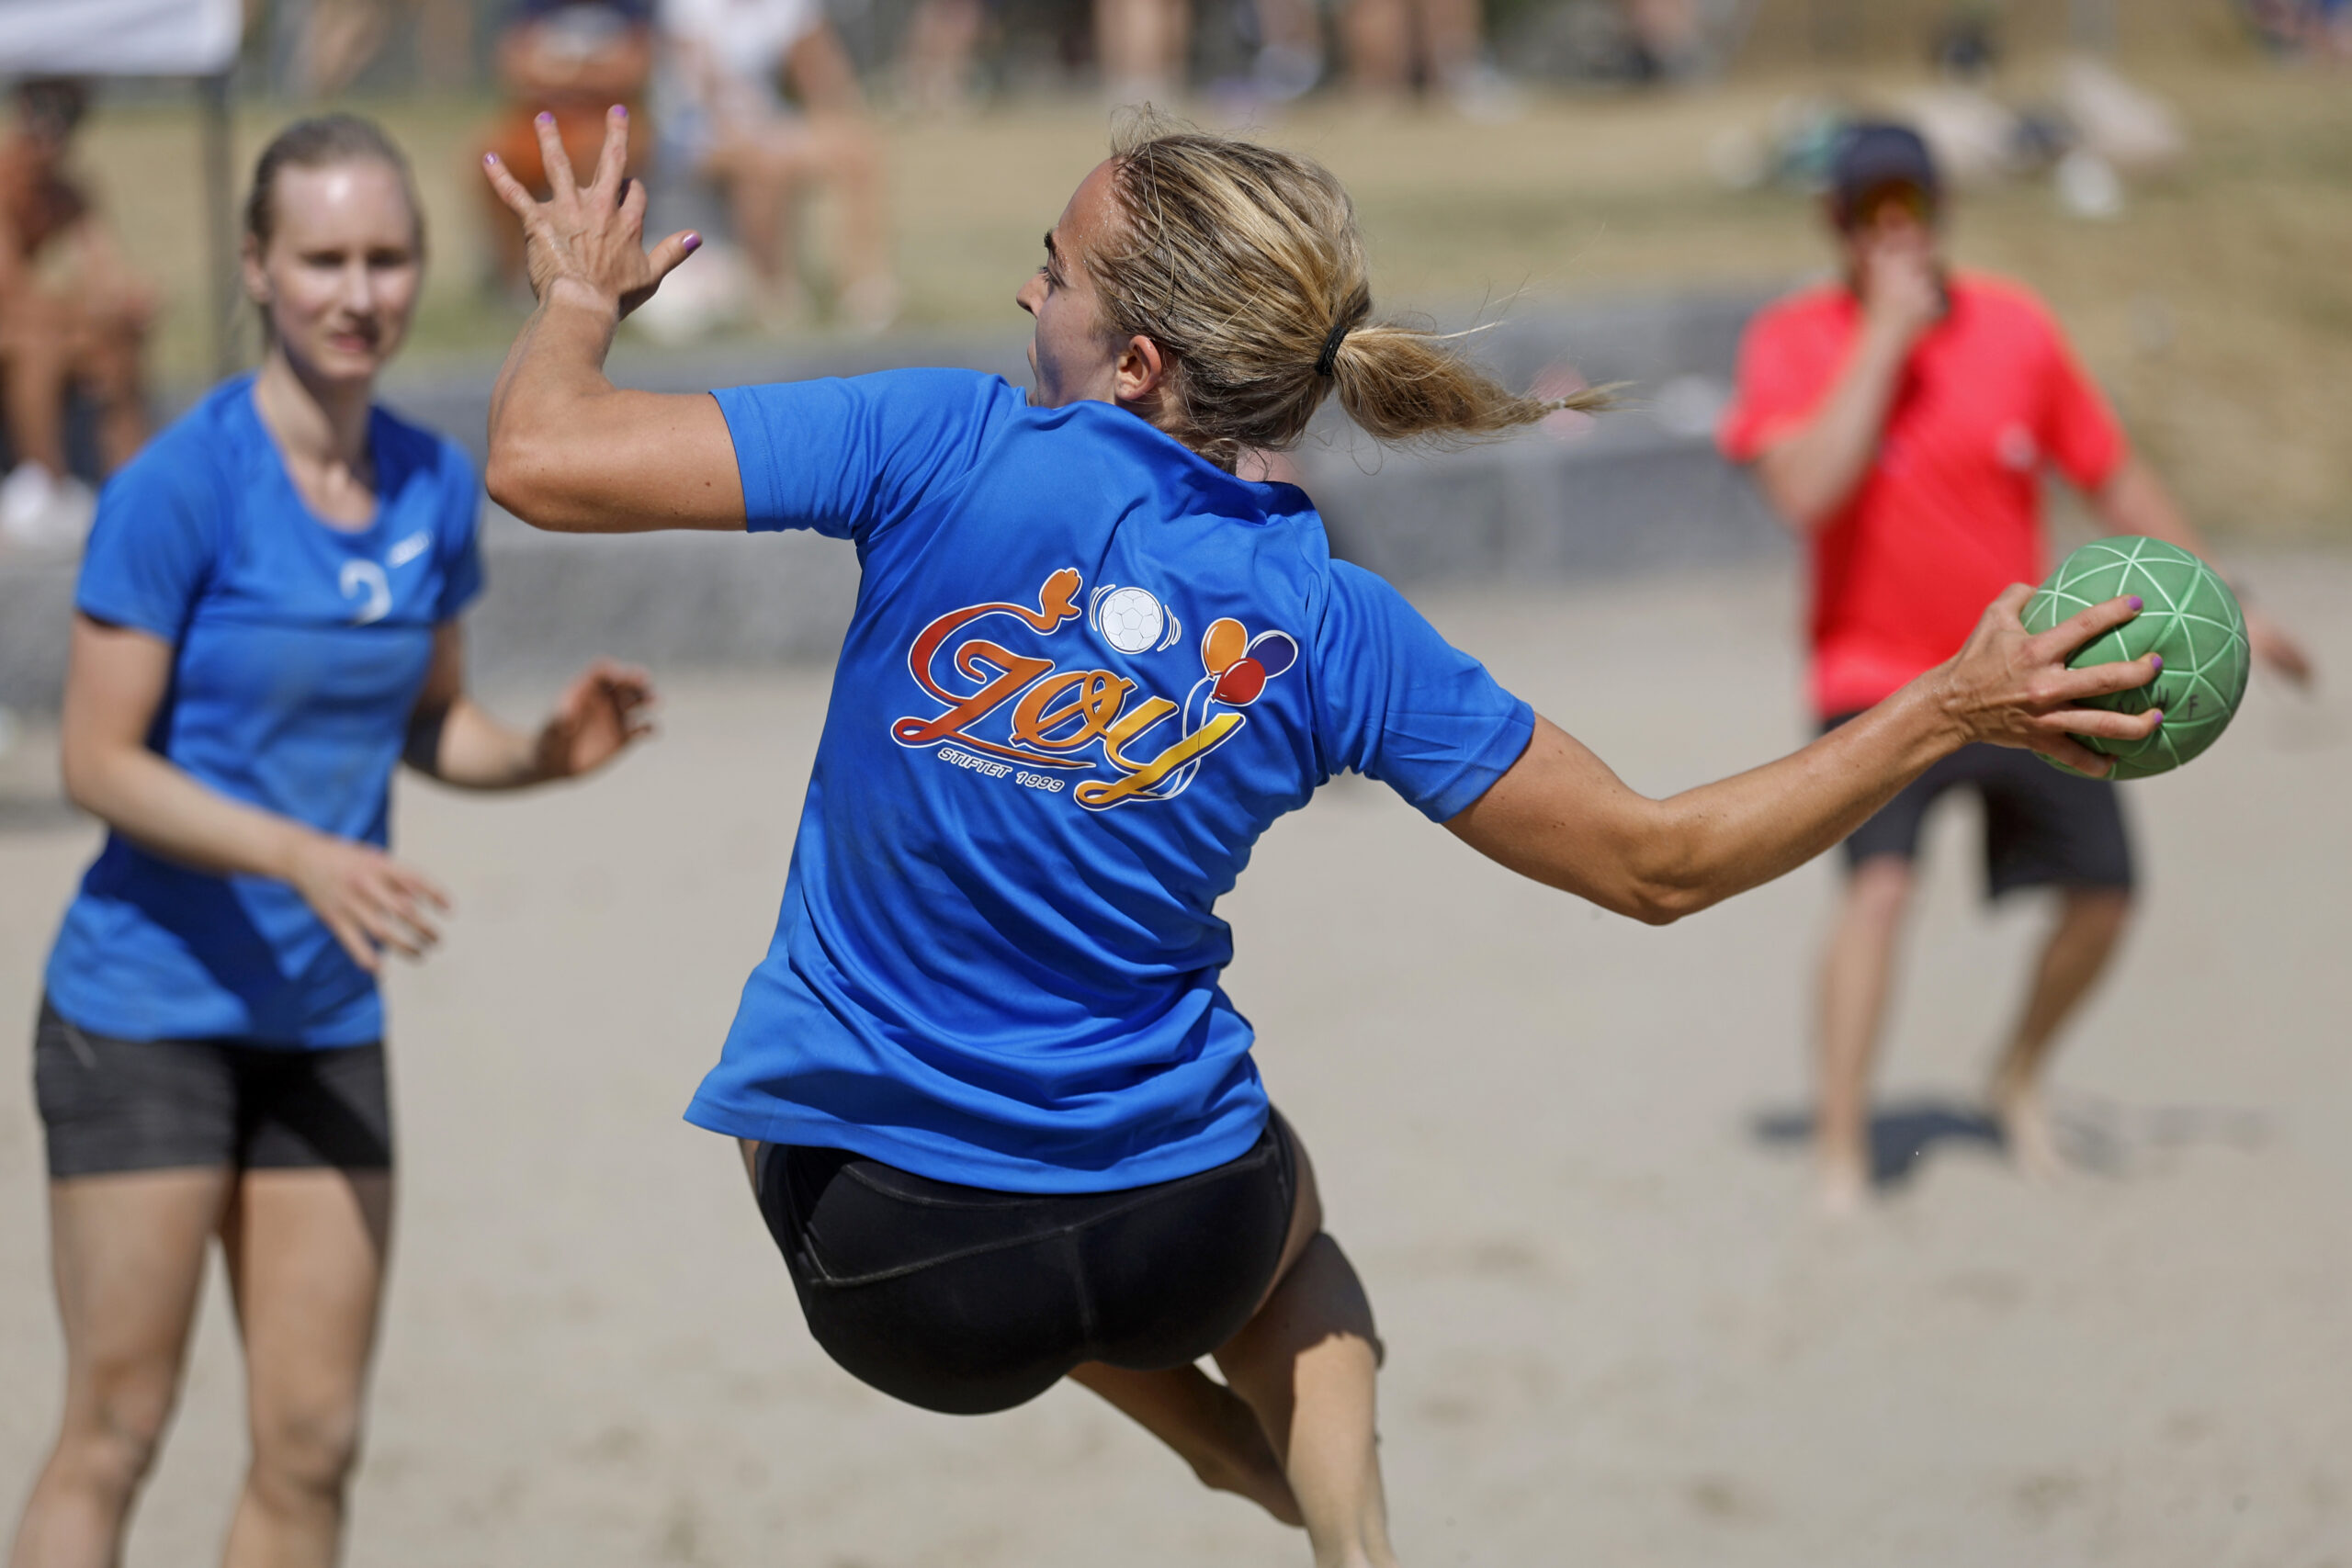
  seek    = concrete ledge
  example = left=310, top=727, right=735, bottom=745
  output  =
left=0, top=289, right=1790, bottom=712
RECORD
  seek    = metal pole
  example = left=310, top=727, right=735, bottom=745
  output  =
left=199, top=71, right=237, bottom=378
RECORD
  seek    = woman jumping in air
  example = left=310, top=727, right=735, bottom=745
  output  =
left=481, top=108, right=2159, bottom=1565
left=13, top=117, right=653, bottom=1568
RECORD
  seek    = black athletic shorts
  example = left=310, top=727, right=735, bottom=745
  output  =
left=1824, top=714, right=2135, bottom=896
left=32, top=998, right=394, bottom=1179
left=755, top=1116, right=1297, bottom=1416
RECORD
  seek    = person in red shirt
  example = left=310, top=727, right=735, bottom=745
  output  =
left=1720, top=122, right=2312, bottom=1211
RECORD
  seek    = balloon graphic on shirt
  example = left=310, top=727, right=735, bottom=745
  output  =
left=1245, top=630, right=1297, bottom=679
left=1213, top=658, right=1266, bottom=705
left=1202, top=617, right=1249, bottom=677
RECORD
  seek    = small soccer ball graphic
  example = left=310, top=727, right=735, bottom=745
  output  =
left=1096, top=586, right=1166, bottom=654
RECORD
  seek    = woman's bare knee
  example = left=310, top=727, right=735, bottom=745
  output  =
left=248, top=1400, right=365, bottom=1507
left=56, top=1366, right=178, bottom=1500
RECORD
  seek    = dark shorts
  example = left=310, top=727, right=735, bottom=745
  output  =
left=1825, top=714, right=2135, bottom=897
left=32, top=998, right=394, bottom=1179
left=756, top=1117, right=1297, bottom=1416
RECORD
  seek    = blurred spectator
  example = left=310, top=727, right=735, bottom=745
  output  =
left=477, top=0, right=655, bottom=296
left=1623, top=0, right=1702, bottom=78
left=0, top=79, right=152, bottom=550
left=2241, top=0, right=2352, bottom=59
left=1343, top=0, right=1504, bottom=111
left=1096, top=0, right=1189, bottom=102
left=292, top=0, right=480, bottom=96
left=657, top=0, right=899, bottom=332
left=899, top=0, right=987, bottom=113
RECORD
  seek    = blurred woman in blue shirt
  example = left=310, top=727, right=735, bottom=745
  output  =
left=13, top=116, right=655, bottom=1568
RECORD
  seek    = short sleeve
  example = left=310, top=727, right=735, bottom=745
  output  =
left=2035, top=310, right=2127, bottom=491
left=433, top=443, right=486, bottom=623
left=1718, top=304, right=1831, bottom=465
left=74, top=450, right=223, bottom=643
left=1310, top=561, right=1533, bottom=822
left=712, top=368, right=1006, bottom=544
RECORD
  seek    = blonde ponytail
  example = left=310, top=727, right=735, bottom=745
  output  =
left=1091, top=120, right=1606, bottom=470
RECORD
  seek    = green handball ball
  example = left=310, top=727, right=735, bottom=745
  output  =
left=2020, top=536, right=2249, bottom=780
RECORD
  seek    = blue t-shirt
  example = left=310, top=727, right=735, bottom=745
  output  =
left=686, top=369, right=1532, bottom=1191
left=44, top=377, right=485, bottom=1047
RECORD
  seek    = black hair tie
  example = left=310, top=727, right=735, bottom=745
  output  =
left=1315, top=321, right=1351, bottom=378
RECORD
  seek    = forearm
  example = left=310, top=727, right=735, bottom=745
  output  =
left=408, top=695, right=547, bottom=790
left=2093, top=457, right=2215, bottom=562
left=1631, top=680, right=1962, bottom=918
left=485, top=286, right=625, bottom=527
left=62, top=742, right=316, bottom=883
left=1456, top=679, right=1965, bottom=926
left=484, top=288, right=738, bottom=532
left=1756, top=328, right=1909, bottom=531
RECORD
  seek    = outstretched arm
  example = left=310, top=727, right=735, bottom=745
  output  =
left=2090, top=455, right=2313, bottom=685
left=481, top=107, right=744, bottom=533
left=1446, top=587, right=2162, bottom=925
left=403, top=623, right=656, bottom=788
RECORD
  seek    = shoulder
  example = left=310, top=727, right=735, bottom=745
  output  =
left=372, top=401, right=469, bottom=468
left=1744, top=281, right=1849, bottom=343
left=1952, top=272, right=2064, bottom=338
left=104, top=378, right=250, bottom=513
left=854, top=366, right=1024, bottom=415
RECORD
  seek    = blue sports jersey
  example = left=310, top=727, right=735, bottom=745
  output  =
left=44, top=377, right=484, bottom=1047
left=685, top=369, right=1532, bottom=1191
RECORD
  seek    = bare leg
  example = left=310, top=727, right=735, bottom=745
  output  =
left=10, top=1169, right=231, bottom=1568
left=1097, top=0, right=1189, bottom=99
left=1217, top=1126, right=1396, bottom=1568
left=1069, top=1362, right=1303, bottom=1524
left=1415, top=0, right=1479, bottom=88
left=901, top=0, right=984, bottom=113
left=1988, top=887, right=2131, bottom=1180
left=1815, top=854, right=1913, bottom=1213
left=1, top=305, right=74, bottom=477
left=1342, top=0, right=1409, bottom=97
left=74, top=316, right=152, bottom=478
left=219, top=1168, right=393, bottom=1568
left=1216, top=1235, right=1392, bottom=1568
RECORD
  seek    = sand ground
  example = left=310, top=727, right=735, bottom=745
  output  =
left=3, top=556, right=2349, bottom=1566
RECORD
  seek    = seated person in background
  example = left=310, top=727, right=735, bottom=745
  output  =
left=478, top=0, right=655, bottom=296
left=0, top=78, right=152, bottom=547
left=659, top=0, right=899, bottom=332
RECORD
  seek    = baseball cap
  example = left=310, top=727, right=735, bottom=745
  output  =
left=1829, top=121, right=1940, bottom=226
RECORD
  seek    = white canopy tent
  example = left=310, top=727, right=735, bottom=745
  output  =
left=0, top=0, right=242, bottom=75
left=0, top=0, right=245, bottom=372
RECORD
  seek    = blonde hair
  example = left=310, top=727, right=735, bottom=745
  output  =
left=1088, top=121, right=1606, bottom=470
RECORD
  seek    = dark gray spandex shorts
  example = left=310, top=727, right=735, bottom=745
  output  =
left=756, top=1115, right=1297, bottom=1416
left=32, top=998, right=393, bottom=1179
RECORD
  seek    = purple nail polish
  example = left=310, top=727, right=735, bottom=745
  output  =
left=682, top=232, right=702, bottom=253
left=2150, top=654, right=2163, bottom=672
left=537, top=111, right=554, bottom=126
left=2151, top=709, right=2165, bottom=725
left=2128, top=595, right=2144, bottom=612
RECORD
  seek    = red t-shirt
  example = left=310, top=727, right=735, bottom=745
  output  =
left=1719, top=273, right=2127, bottom=717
